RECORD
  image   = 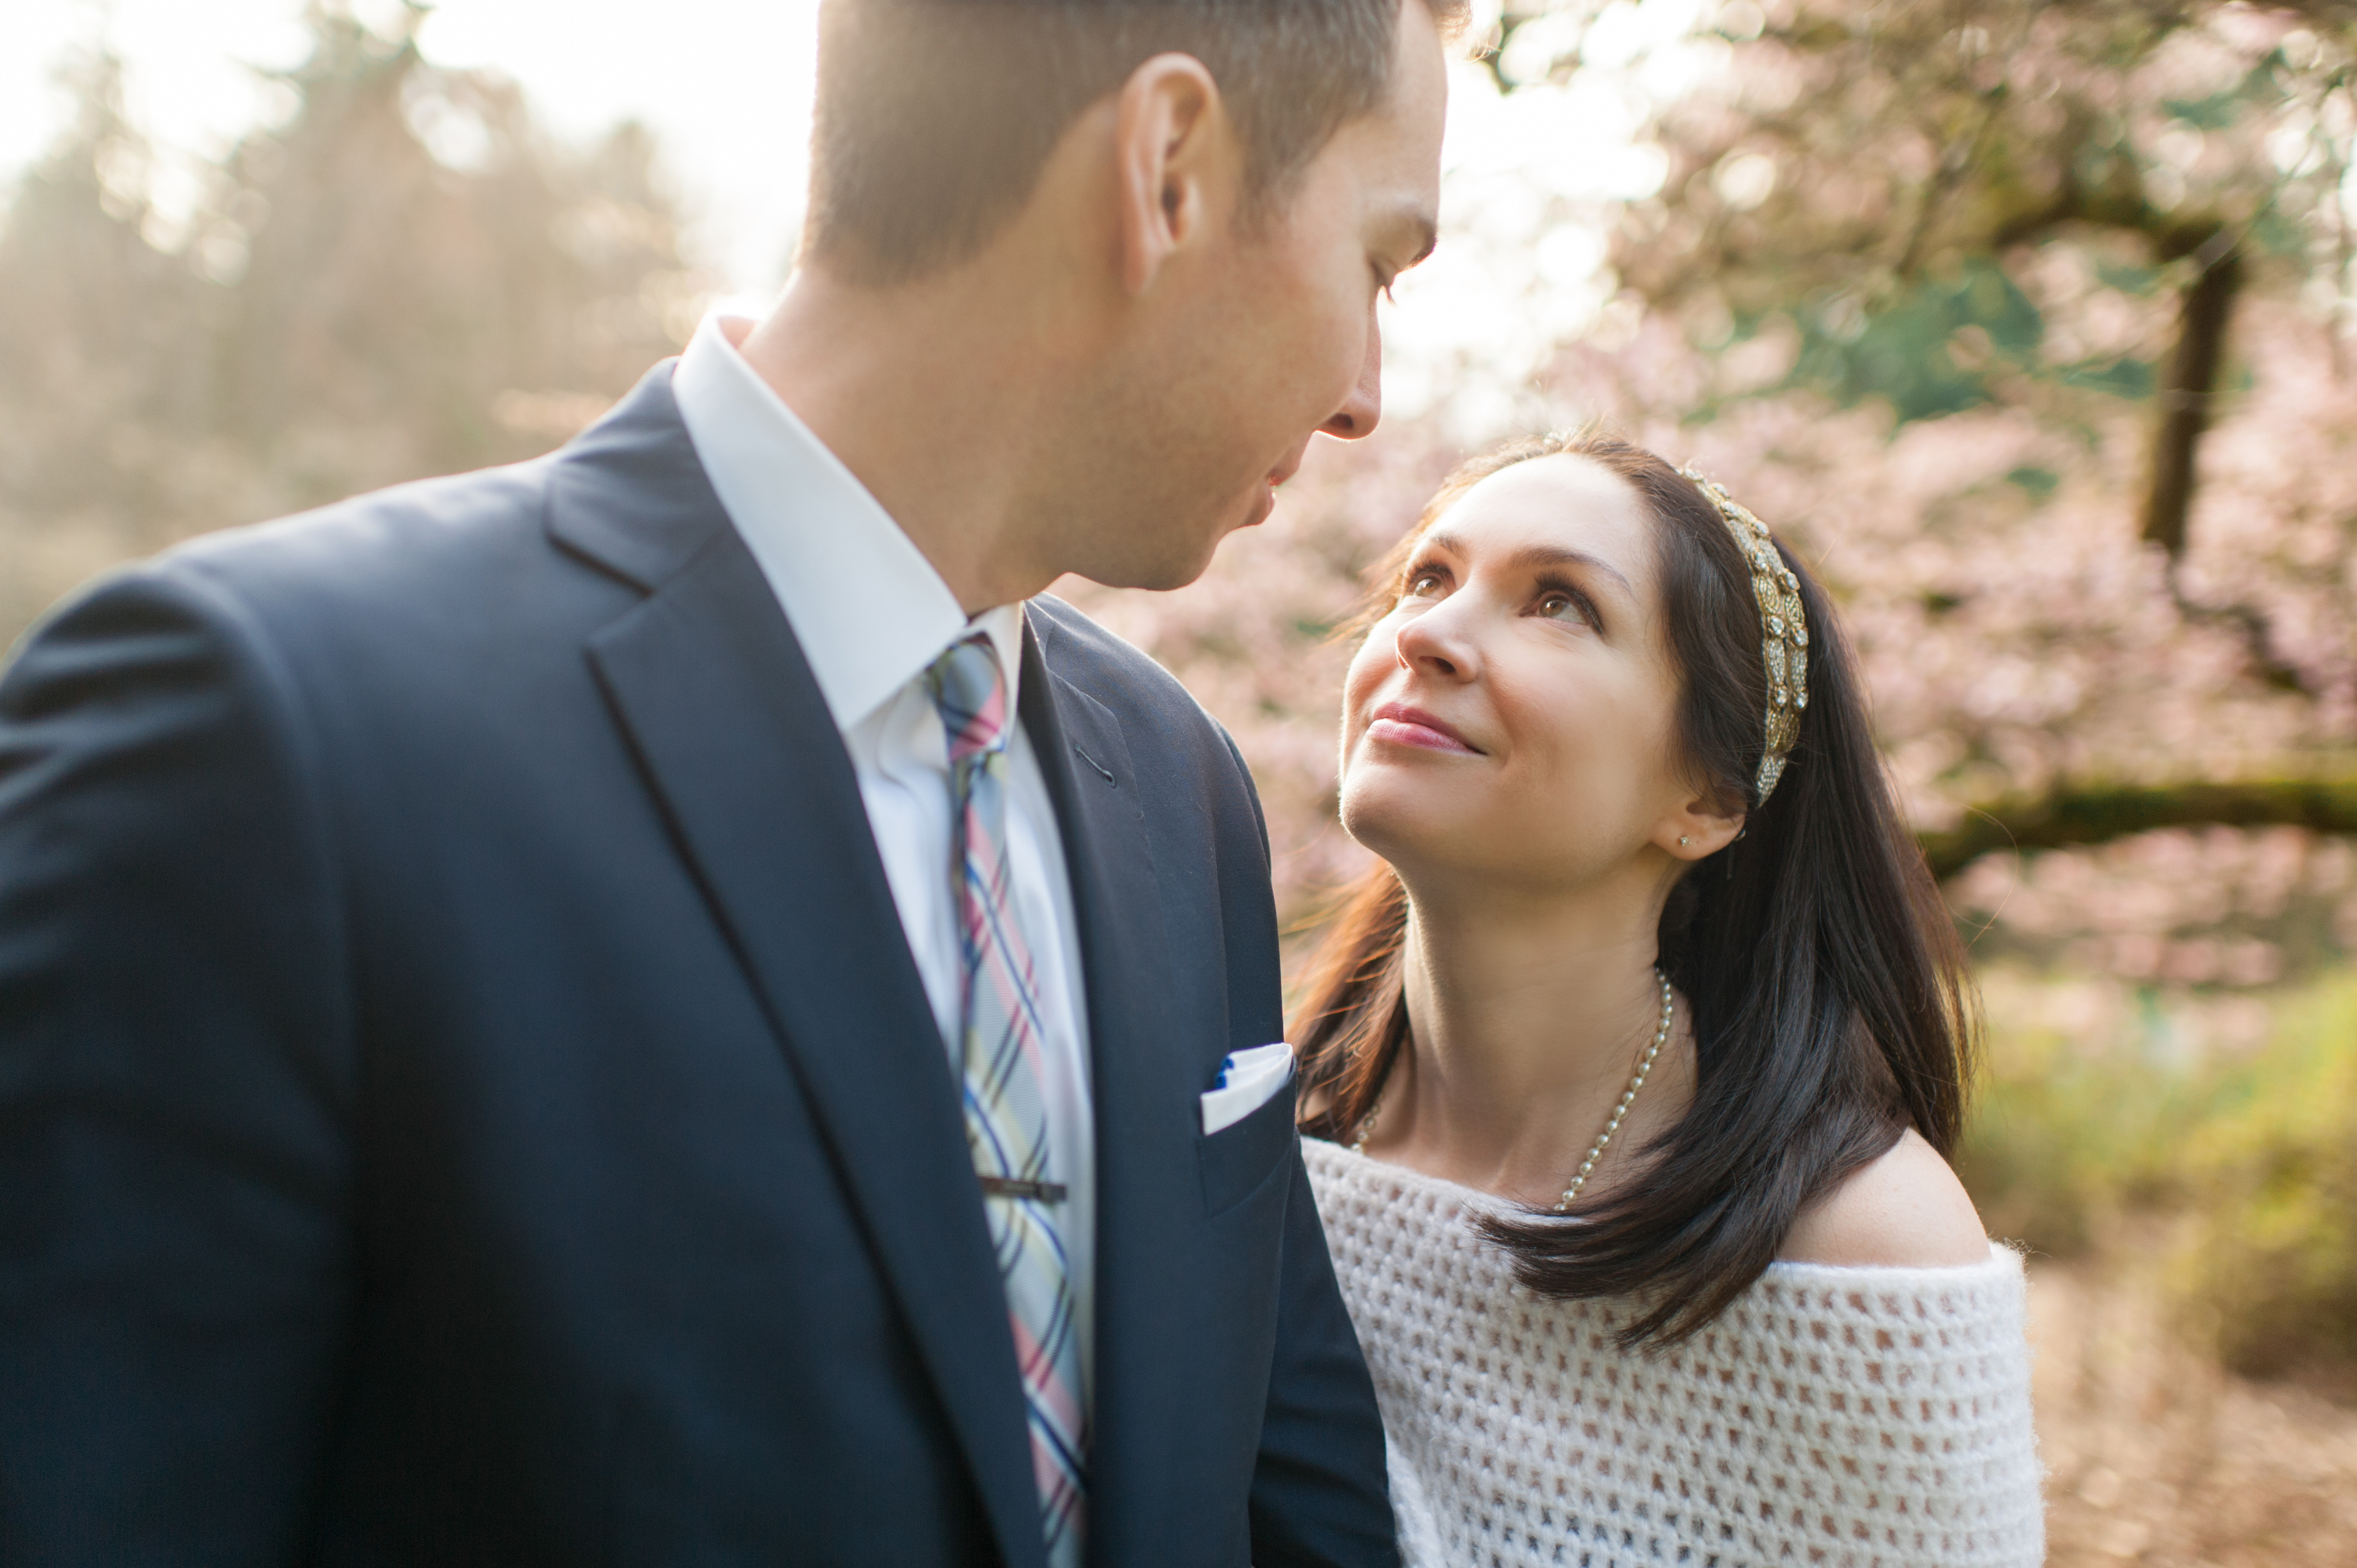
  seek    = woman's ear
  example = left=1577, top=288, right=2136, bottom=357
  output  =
left=1658, top=785, right=1746, bottom=862
left=1111, top=53, right=1229, bottom=296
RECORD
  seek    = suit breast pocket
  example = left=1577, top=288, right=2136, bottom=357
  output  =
left=1195, top=1075, right=1297, bottom=1218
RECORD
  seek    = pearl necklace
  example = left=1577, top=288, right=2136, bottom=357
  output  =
left=1349, top=967, right=1675, bottom=1214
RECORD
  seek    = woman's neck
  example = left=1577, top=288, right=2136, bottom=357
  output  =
left=1367, top=870, right=1695, bottom=1208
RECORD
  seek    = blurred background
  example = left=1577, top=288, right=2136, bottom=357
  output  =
left=5, top=1, right=2355, bottom=1558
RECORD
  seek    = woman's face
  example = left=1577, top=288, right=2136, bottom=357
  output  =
left=1339, top=454, right=1706, bottom=895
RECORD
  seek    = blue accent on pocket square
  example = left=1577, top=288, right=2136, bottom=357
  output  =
left=1201, top=1043, right=1294, bottom=1134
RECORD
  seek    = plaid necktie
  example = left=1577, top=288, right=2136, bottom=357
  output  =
left=925, top=632, right=1087, bottom=1568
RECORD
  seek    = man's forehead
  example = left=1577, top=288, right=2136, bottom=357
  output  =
left=1357, top=3, right=1449, bottom=210
left=1388, top=0, right=1454, bottom=136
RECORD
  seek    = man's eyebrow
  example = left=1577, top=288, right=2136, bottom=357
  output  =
left=1420, top=530, right=1638, bottom=600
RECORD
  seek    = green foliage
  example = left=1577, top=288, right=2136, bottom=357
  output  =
left=2171, top=976, right=2357, bottom=1381
left=2053, top=356, right=2155, bottom=399
left=2004, top=465, right=2060, bottom=498
left=2096, top=259, right=2164, bottom=297
left=1726, top=257, right=2164, bottom=424
left=1957, top=985, right=2205, bottom=1256
left=2163, top=93, right=2245, bottom=132
left=1958, top=969, right=2357, bottom=1384
left=1772, top=260, right=2051, bottom=423
left=2163, top=51, right=2302, bottom=134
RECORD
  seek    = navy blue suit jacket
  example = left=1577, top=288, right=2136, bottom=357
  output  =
left=0, top=366, right=1394, bottom=1566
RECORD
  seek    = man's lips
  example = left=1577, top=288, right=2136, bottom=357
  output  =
left=1240, top=454, right=1304, bottom=528
left=1365, top=702, right=1482, bottom=755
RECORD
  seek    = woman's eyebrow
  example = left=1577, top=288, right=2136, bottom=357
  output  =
left=1421, top=530, right=1638, bottom=602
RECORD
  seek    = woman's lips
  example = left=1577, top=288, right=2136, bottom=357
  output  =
left=1365, top=703, right=1482, bottom=755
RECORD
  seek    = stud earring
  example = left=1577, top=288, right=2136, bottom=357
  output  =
left=1678, top=835, right=1691, bottom=847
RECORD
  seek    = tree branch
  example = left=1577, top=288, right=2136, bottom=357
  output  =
left=2142, top=234, right=2242, bottom=556
left=2165, top=581, right=2317, bottom=697
left=1918, top=773, right=2357, bottom=881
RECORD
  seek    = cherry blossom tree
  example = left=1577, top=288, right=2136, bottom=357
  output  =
left=1063, top=0, right=2357, bottom=979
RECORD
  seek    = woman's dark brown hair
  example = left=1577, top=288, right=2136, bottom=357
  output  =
left=1291, top=431, right=1979, bottom=1344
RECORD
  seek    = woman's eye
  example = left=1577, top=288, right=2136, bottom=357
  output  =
left=1402, top=570, right=1444, bottom=599
left=1537, top=591, right=1591, bottom=625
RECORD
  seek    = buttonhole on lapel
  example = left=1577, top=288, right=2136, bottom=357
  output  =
left=1072, top=743, right=1116, bottom=787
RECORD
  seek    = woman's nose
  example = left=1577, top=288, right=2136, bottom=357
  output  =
left=1393, top=600, right=1480, bottom=682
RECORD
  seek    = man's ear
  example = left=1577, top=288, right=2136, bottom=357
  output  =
left=1113, top=53, right=1228, bottom=297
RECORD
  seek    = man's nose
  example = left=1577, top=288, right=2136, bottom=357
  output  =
left=1320, top=306, right=1384, bottom=441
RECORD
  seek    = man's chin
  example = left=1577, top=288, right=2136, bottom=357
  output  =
left=1068, top=493, right=1273, bottom=592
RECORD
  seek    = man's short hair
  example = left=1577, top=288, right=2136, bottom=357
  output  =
left=805, top=0, right=1468, bottom=285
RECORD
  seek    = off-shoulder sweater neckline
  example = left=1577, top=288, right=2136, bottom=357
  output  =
left=1302, top=1133, right=2019, bottom=1283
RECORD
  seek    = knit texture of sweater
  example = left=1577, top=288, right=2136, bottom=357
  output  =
left=1304, top=1137, right=2044, bottom=1568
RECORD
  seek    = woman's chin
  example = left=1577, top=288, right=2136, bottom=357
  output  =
left=1339, top=785, right=1466, bottom=870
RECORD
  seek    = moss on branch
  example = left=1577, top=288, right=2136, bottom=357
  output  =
left=1920, top=775, right=2357, bottom=881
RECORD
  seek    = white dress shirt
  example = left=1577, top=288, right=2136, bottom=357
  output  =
left=672, top=312, right=1095, bottom=1405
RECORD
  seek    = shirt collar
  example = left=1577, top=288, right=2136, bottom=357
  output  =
left=672, top=311, right=1025, bottom=735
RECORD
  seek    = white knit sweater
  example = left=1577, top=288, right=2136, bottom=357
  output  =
left=1305, top=1138, right=2044, bottom=1568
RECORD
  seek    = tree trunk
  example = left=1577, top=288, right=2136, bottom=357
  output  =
left=2140, top=236, right=2241, bottom=557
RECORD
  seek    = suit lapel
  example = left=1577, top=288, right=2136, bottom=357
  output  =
left=559, top=382, right=1044, bottom=1568
left=1016, top=610, right=1193, bottom=1568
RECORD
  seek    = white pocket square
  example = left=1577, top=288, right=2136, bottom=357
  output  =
left=1200, top=1043, right=1295, bottom=1136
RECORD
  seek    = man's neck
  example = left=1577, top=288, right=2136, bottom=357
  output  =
left=737, top=259, right=1094, bottom=617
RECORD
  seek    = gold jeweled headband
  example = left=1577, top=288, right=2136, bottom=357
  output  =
left=1679, top=468, right=1809, bottom=804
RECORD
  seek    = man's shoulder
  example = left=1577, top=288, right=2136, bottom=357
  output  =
left=159, top=458, right=561, bottom=610
left=1023, top=594, right=1269, bottom=840
left=130, top=365, right=706, bottom=648
left=97, top=450, right=666, bottom=687
left=6, top=453, right=634, bottom=744
left=1025, top=594, right=1209, bottom=733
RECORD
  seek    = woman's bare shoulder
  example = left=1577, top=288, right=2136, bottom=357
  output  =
left=1777, top=1127, right=1990, bottom=1267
